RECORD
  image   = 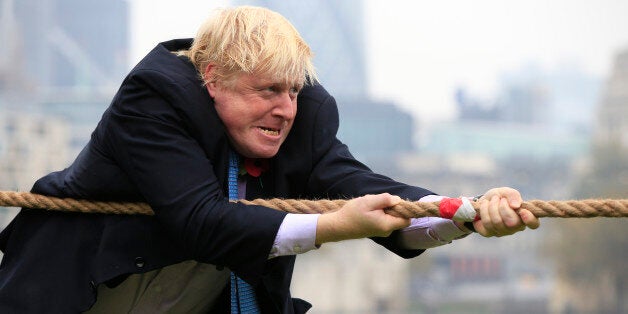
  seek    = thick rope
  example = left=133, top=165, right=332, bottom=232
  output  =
left=0, top=191, right=627, bottom=219
left=0, top=191, right=153, bottom=215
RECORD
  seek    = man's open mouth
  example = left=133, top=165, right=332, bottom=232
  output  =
left=259, top=127, right=280, bottom=136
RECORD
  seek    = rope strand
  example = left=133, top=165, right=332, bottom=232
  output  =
left=1, top=191, right=627, bottom=219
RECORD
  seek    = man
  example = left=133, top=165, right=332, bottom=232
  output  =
left=0, top=6, right=538, bottom=313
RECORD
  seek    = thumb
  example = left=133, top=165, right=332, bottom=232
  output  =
left=361, top=193, right=403, bottom=211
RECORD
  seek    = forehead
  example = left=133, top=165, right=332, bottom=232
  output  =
left=232, top=71, right=304, bottom=89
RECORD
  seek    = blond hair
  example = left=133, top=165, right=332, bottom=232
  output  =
left=183, top=6, right=317, bottom=88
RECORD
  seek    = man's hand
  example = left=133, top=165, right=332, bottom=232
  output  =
left=473, top=187, right=540, bottom=237
left=315, top=193, right=411, bottom=245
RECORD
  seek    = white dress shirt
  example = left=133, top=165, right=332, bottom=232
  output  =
left=268, top=194, right=472, bottom=258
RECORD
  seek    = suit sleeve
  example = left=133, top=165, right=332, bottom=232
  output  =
left=99, top=69, right=286, bottom=283
left=304, top=89, right=434, bottom=258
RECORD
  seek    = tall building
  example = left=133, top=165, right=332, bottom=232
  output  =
left=336, top=98, right=414, bottom=161
left=548, top=49, right=628, bottom=314
left=233, top=0, right=367, bottom=99
left=8, top=0, right=128, bottom=92
left=0, top=0, right=24, bottom=91
left=594, top=49, right=628, bottom=147
left=0, top=1, right=129, bottom=229
left=0, top=0, right=129, bottom=150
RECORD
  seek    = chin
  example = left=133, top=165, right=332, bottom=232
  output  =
left=255, top=150, right=280, bottom=159
left=244, top=147, right=281, bottom=159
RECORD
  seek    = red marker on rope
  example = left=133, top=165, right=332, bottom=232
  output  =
left=439, top=197, right=480, bottom=222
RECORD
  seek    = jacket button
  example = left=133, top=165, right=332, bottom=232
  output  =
left=89, top=280, right=97, bottom=291
left=135, top=257, right=145, bottom=268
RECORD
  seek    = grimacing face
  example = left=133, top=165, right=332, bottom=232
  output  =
left=206, top=66, right=302, bottom=159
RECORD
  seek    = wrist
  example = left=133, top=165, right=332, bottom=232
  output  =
left=315, top=212, right=343, bottom=245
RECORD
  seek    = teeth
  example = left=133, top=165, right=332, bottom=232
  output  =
left=260, top=127, right=279, bottom=136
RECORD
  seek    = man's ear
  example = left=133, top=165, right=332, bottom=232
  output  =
left=204, top=64, right=219, bottom=98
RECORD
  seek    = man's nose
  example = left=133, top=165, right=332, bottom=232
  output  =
left=272, top=92, right=295, bottom=118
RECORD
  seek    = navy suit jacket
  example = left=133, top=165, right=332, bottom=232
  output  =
left=0, top=39, right=433, bottom=313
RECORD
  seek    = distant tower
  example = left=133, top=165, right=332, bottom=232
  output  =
left=1, top=0, right=131, bottom=188
left=0, top=0, right=25, bottom=91
left=232, top=1, right=367, bottom=98
left=12, top=0, right=128, bottom=92
left=497, top=79, right=550, bottom=125
left=595, top=49, right=628, bottom=148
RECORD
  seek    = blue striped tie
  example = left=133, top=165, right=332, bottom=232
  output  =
left=228, top=151, right=261, bottom=314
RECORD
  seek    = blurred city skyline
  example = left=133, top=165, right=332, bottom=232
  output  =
left=0, top=1, right=626, bottom=312
left=130, top=0, right=628, bottom=123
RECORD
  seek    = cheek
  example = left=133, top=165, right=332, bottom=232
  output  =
left=213, top=97, right=241, bottom=126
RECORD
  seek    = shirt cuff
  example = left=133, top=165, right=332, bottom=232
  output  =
left=397, top=195, right=472, bottom=249
left=269, top=213, right=320, bottom=258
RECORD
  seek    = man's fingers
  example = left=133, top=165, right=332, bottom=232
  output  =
left=487, top=196, right=506, bottom=233
left=477, top=195, right=526, bottom=237
left=475, top=196, right=493, bottom=237
left=499, top=198, right=522, bottom=228
left=484, top=187, right=522, bottom=209
left=519, top=208, right=540, bottom=229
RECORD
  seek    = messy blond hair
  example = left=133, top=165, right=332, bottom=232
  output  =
left=183, top=6, right=317, bottom=88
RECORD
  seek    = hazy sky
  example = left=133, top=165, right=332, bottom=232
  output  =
left=130, top=0, right=628, bottom=122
